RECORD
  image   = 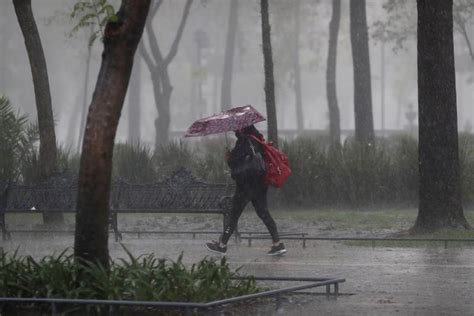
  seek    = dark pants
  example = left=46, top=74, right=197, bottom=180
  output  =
left=221, top=184, right=280, bottom=244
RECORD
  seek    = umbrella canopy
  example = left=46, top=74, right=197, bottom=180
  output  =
left=184, top=105, right=265, bottom=137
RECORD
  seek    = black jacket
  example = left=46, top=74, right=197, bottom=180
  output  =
left=227, top=126, right=265, bottom=187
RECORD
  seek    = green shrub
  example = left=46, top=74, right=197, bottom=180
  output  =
left=9, top=125, right=474, bottom=209
left=192, top=137, right=231, bottom=183
left=153, top=141, right=195, bottom=179
left=0, top=96, right=34, bottom=183
left=0, top=247, right=259, bottom=304
left=112, top=143, right=156, bottom=183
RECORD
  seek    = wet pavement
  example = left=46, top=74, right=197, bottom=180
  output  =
left=2, top=235, right=474, bottom=315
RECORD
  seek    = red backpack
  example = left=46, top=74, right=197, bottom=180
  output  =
left=249, top=135, right=291, bottom=188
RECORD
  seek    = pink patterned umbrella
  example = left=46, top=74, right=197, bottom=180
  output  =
left=184, top=105, right=266, bottom=137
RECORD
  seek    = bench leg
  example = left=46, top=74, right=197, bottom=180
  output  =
left=109, top=212, right=121, bottom=242
left=0, top=213, right=10, bottom=241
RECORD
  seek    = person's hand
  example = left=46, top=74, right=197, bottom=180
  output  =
left=225, top=150, right=231, bottom=161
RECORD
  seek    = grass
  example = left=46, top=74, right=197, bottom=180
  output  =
left=4, top=208, right=474, bottom=249
left=273, top=208, right=418, bottom=230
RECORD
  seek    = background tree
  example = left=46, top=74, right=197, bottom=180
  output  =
left=74, top=0, right=150, bottom=267
left=350, top=0, right=374, bottom=146
left=326, top=0, right=341, bottom=145
left=260, top=0, right=278, bottom=146
left=13, top=0, right=61, bottom=224
left=220, top=0, right=239, bottom=111
left=139, top=0, right=193, bottom=148
left=127, top=54, right=142, bottom=144
left=373, top=0, right=474, bottom=86
left=414, top=0, right=471, bottom=233
left=292, top=0, right=304, bottom=133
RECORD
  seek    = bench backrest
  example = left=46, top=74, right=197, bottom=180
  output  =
left=1, top=169, right=234, bottom=212
left=115, top=169, right=234, bottom=211
left=4, top=174, right=78, bottom=211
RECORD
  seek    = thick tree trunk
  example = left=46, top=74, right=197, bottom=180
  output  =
left=350, top=0, right=374, bottom=146
left=74, top=0, right=150, bottom=267
left=128, top=55, right=141, bottom=144
left=293, top=0, right=304, bottom=134
left=413, top=0, right=470, bottom=233
left=13, top=0, right=61, bottom=224
left=326, top=0, right=341, bottom=146
left=220, top=0, right=239, bottom=111
left=260, top=0, right=278, bottom=147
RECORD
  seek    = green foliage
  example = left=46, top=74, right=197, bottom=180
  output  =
left=192, top=138, right=230, bottom=183
left=153, top=141, right=196, bottom=178
left=9, top=130, right=474, bottom=209
left=0, top=247, right=259, bottom=308
left=113, top=143, right=156, bottom=183
left=70, top=0, right=118, bottom=47
left=0, top=96, right=37, bottom=183
left=274, top=136, right=403, bottom=208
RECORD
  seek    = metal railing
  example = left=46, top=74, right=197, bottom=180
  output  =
left=240, top=235, right=474, bottom=249
left=0, top=276, right=345, bottom=316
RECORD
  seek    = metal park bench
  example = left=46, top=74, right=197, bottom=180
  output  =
left=0, top=169, right=234, bottom=241
left=0, top=169, right=306, bottom=244
left=0, top=174, right=79, bottom=241
left=109, top=168, right=234, bottom=241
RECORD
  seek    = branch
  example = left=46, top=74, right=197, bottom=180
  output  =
left=139, top=41, right=156, bottom=72
left=146, top=16, right=164, bottom=65
left=150, top=0, right=163, bottom=19
left=455, top=12, right=474, bottom=61
left=164, top=0, right=193, bottom=65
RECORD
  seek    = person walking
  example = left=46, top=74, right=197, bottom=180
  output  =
left=205, top=125, right=287, bottom=256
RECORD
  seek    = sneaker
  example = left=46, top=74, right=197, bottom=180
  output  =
left=267, top=243, right=287, bottom=256
left=206, top=241, right=227, bottom=255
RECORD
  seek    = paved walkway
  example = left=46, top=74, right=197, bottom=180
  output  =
left=2, top=236, right=474, bottom=315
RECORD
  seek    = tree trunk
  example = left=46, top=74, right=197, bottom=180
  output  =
left=152, top=72, right=172, bottom=148
left=220, top=0, right=239, bottom=111
left=74, top=0, right=150, bottom=267
left=293, top=0, right=304, bottom=134
left=413, top=0, right=470, bottom=233
left=350, top=0, right=374, bottom=146
left=128, top=55, right=141, bottom=144
left=260, top=0, right=278, bottom=146
left=13, top=0, right=61, bottom=224
left=326, top=0, right=341, bottom=146
left=140, top=0, right=193, bottom=148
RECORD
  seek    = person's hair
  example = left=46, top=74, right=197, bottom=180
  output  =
left=241, top=125, right=262, bottom=137
left=240, top=125, right=263, bottom=139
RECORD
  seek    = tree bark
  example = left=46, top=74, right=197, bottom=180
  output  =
left=293, top=0, right=304, bottom=134
left=13, top=0, right=61, bottom=224
left=220, top=0, right=239, bottom=111
left=74, top=0, right=150, bottom=267
left=326, top=0, right=341, bottom=146
left=350, top=0, right=374, bottom=146
left=260, top=0, right=278, bottom=147
left=413, top=0, right=471, bottom=233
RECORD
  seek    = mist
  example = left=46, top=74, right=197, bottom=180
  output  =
left=1, top=0, right=473, bottom=149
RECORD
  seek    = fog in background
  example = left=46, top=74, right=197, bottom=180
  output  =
left=1, top=0, right=473, bottom=149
